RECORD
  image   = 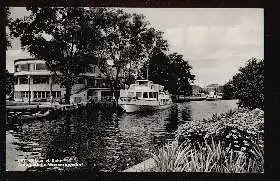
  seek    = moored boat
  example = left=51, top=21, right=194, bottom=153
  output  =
left=206, top=91, right=216, bottom=101
left=11, top=109, right=51, bottom=120
left=118, top=80, right=172, bottom=113
left=187, top=93, right=207, bottom=101
left=206, top=91, right=222, bottom=101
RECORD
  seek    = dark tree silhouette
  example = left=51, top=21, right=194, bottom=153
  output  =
left=223, top=57, right=264, bottom=109
left=9, top=7, right=103, bottom=104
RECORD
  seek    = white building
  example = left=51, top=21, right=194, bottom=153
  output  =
left=13, top=58, right=122, bottom=103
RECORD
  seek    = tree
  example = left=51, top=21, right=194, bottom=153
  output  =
left=167, top=53, right=195, bottom=95
left=9, top=7, right=105, bottom=104
left=138, top=47, right=170, bottom=85
left=224, top=57, right=264, bottom=109
left=140, top=51, right=195, bottom=96
left=222, top=81, right=235, bottom=100
left=91, top=9, right=168, bottom=100
left=5, top=70, right=15, bottom=97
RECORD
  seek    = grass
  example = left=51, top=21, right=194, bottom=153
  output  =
left=152, top=139, right=264, bottom=173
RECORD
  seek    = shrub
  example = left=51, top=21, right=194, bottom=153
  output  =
left=176, top=108, right=264, bottom=160
left=152, top=139, right=263, bottom=172
left=223, top=58, right=264, bottom=110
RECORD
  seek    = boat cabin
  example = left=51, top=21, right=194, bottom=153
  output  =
left=120, top=80, right=167, bottom=101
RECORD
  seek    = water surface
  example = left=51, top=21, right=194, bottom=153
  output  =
left=6, top=100, right=238, bottom=171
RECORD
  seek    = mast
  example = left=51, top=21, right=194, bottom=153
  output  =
left=28, top=74, right=31, bottom=105
left=146, top=61, right=149, bottom=80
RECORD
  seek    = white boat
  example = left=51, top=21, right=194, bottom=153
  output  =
left=118, top=80, right=172, bottom=113
left=206, top=91, right=223, bottom=101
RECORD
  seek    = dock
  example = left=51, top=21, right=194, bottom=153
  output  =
left=6, top=102, right=80, bottom=112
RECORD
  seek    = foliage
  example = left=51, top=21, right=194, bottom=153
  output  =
left=6, top=70, right=15, bottom=97
left=176, top=108, right=264, bottom=160
left=92, top=8, right=169, bottom=99
left=222, top=58, right=264, bottom=109
left=9, top=7, right=103, bottom=104
left=222, top=81, right=235, bottom=100
left=139, top=50, right=195, bottom=95
left=152, top=139, right=263, bottom=172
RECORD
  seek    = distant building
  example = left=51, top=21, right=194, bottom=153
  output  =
left=191, top=85, right=203, bottom=95
left=204, top=84, right=223, bottom=93
left=13, top=58, right=124, bottom=103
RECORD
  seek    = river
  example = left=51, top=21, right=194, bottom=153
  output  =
left=6, top=100, right=238, bottom=172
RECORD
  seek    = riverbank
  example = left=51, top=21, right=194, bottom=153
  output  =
left=150, top=108, right=264, bottom=172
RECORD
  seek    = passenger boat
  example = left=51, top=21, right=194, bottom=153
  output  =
left=186, top=93, right=207, bottom=101
left=118, top=80, right=172, bottom=113
left=206, top=91, right=222, bottom=101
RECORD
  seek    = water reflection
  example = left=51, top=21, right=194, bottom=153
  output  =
left=6, top=100, right=238, bottom=171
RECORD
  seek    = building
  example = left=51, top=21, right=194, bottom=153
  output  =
left=191, top=85, right=203, bottom=95
left=13, top=58, right=122, bottom=103
left=204, top=84, right=223, bottom=93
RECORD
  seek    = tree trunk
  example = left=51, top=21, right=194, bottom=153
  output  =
left=64, top=83, right=72, bottom=104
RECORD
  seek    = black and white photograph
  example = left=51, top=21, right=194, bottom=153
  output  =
left=5, top=7, right=264, bottom=173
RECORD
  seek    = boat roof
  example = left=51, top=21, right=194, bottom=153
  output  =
left=135, top=79, right=153, bottom=83
left=127, top=85, right=157, bottom=92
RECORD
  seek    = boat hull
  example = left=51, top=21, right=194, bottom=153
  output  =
left=206, top=97, right=217, bottom=101
left=120, top=103, right=172, bottom=113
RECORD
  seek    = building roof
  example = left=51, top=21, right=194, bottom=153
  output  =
left=14, top=58, right=38, bottom=63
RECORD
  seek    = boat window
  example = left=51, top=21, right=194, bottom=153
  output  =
left=28, top=64, right=35, bottom=71
left=149, top=92, right=154, bottom=98
left=153, top=92, right=157, bottom=99
left=128, top=92, right=134, bottom=97
left=143, top=92, right=148, bottom=98
left=138, top=81, right=148, bottom=86
left=136, top=92, right=142, bottom=98
left=34, top=91, right=37, bottom=98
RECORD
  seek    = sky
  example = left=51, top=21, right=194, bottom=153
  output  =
left=6, top=7, right=263, bottom=87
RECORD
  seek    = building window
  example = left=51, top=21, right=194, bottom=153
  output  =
left=51, top=91, right=61, bottom=98
left=14, top=91, right=19, bottom=98
left=33, top=76, right=49, bottom=84
left=34, top=91, right=37, bottom=98
left=15, top=65, right=20, bottom=72
left=77, top=77, right=85, bottom=84
left=46, top=91, right=50, bottom=98
left=20, top=64, right=28, bottom=71
left=28, top=64, right=35, bottom=71
left=20, top=91, right=30, bottom=98
left=19, top=77, right=28, bottom=84
left=36, top=63, right=47, bottom=70
left=56, top=91, right=61, bottom=98
left=86, top=66, right=93, bottom=73
left=93, top=66, right=97, bottom=73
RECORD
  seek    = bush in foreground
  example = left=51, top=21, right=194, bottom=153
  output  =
left=152, top=108, right=264, bottom=172
left=152, top=139, right=263, bottom=172
left=176, top=108, right=264, bottom=159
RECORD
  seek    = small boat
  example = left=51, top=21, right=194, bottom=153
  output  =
left=18, top=109, right=51, bottom=120
left=206, top=91, right=220, bottom=101
left=187, top=93, right=207, bottom=101
left=118, top=80, right=173, bottom=113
